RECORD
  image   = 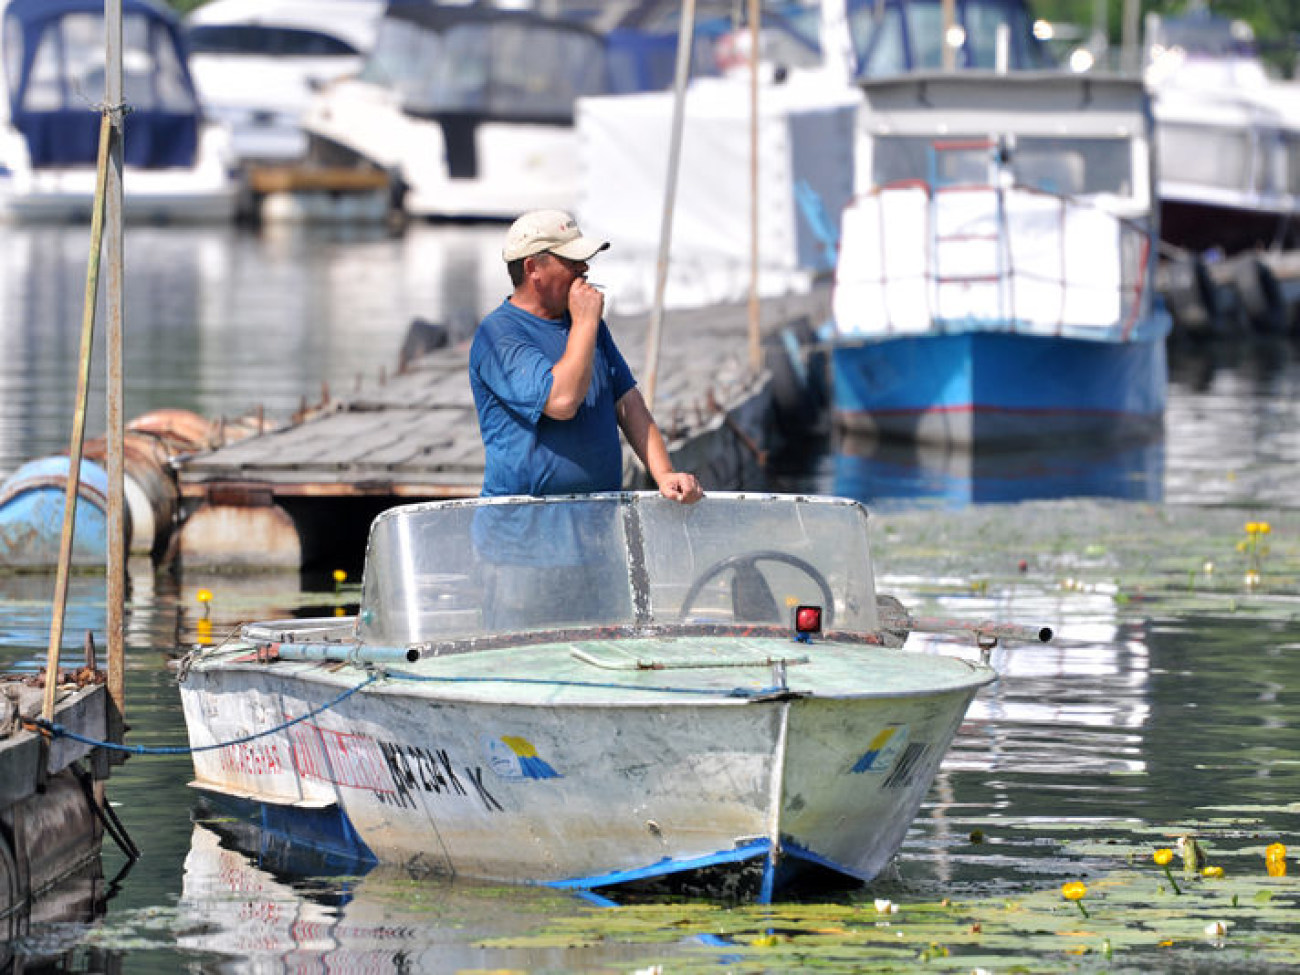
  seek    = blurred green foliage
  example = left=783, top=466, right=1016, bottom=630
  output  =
left=1034, top=1, right=1297, bottom=75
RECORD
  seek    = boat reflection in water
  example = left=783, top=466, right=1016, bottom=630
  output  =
left=176, top=820, right=640, bottom=971
left=832, top=434, right=1165, bottom=507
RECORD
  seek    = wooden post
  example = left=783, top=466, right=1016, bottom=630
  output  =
left=42, top=115, right=111, bottom=725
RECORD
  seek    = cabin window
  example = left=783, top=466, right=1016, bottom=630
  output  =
left=359, top=18, right=434, bottom=91
left=872, top=135, right=1132, bottom=197
left=1014, top=138, right=1131, bottom=196
left=20, top=23, right=63, bottom=110
left=145, top=20, right=195, bottom=112
left=1285, top=136, right=1300, bottom=195
left=408, top=23, right=605, bottom=120
left=856, top=7, right=907, bottom=77
left=186, top=25, right=359, bottom=58
left=853, top=0, right=1051, bottom=78
left=11, top=10, right=195, bottom=114
left=1160, top=125, right=1248, bottom=191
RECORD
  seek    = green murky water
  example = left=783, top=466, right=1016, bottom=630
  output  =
left=3, top=500, right=1297, bottom=973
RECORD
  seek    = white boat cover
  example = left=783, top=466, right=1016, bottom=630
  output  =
left=833, top=184, right=1140, bottom=340
left=576, top=76, right=857, bottom=311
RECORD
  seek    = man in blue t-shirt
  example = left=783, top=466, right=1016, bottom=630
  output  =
left=469, top=208, right=704, bottom=504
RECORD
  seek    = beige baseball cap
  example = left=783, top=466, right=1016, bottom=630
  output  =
left=502, top=209, right=609, bottom=262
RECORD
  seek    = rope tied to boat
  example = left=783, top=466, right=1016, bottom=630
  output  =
left=27, top=672, right=379, bottom=756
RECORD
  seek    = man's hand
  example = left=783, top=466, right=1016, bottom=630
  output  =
left=658, top=471, right=703, bottom=504
left=568, top=276, right=604, bottom=326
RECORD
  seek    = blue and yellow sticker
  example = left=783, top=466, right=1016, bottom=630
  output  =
left=851, top=724, right=909, bottom=774
left=485, top=735, right=562, bottom=780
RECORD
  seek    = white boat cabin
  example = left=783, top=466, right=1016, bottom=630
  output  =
left=834, top=72, right=1164, bottom=341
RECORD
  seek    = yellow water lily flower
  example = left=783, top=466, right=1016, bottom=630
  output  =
left=333, top=568, right=348, bottom=584
left=196, top=588, right=212, bottom=604
left=1266, top=842, right=1287, bottom=876
left=1061, top=881, right=1090, bottom=918
left=1201, top=865, right=1224, bottom=879
left=1153, top=847, right=1182, bottom=894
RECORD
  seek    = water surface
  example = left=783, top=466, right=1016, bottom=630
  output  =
left=1, top=223, right=1298, bottom=972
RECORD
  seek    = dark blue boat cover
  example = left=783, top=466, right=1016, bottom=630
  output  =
left=4, top=0, right=201, bottom=168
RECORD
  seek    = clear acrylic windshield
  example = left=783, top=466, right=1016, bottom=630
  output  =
left=358, top=493, right=879, bottom=646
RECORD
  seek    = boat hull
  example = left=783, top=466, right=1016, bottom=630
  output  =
left=180, top=661, right=985, bottom=899
left=1160, top=197, right=1299, bottom=257
left=831, top=330, right=1168, bottom=447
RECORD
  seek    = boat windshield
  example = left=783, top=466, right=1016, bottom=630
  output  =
left=358, top=493, right=879, bottom=646
left=873, top=136, right=1134, bottom=198
left=402, top=22, right=606, bottom=119
left=852, top=0, right=1052, bottom=77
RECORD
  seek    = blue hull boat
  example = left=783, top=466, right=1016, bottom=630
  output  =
left=832, top=327, right=1168, bottom=446
left=830, top=72, right=1171, bottom=447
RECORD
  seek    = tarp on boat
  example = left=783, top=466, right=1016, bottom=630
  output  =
left=576, top=75, right=857, bottom=275
left=3, top=0, right=201, bottom=168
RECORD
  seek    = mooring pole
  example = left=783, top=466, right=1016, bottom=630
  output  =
left=642, top=0, right=696, bottom=413
left=746, top=0, right=763, bottom=372
left=105, top=0, right=127, bottom=750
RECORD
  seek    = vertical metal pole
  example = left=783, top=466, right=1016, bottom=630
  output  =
left=746, top=0, right=762, bottom=372
left=1120, top=0, right=1141, bottom=75
left=105, top=0, right=127, bottom=747
left=941, top=0, right=957, bottom=71
left=642, top=0, right=696, bottom=413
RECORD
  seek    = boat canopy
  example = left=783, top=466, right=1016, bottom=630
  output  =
left=3, top=0, right=200, bottom=168
left=359, top=493, right=880, bottom=647
left=359, top=3, right=606, bottom=122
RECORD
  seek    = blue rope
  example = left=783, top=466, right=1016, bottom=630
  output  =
left=382, top=668, right=764, bottom=698
left=33, top=673, right=379, bottom=756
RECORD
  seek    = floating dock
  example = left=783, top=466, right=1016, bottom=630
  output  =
left=173, top=288, right=832, bottom=569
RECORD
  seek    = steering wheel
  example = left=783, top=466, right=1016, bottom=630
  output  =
left=679, top=550, right=835, bottom=628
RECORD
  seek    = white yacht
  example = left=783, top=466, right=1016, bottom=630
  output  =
left=185, top=0, right=384, bottom=166
left=1146, top=9, right=1300, bottom=254
left=301, top=3, right=626, bottom=220
left=0, top=0, right=238, bottom=222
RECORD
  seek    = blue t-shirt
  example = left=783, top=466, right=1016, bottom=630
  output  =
left=469, top=300, right=636, bottom=497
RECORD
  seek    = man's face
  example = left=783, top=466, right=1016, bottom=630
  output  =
left=530, top=251, right=589, bottom=318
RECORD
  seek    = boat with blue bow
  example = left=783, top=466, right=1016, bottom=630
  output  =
left=831, top=72, right=1171, bottom=446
